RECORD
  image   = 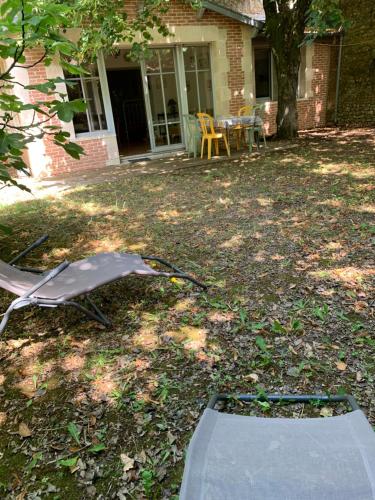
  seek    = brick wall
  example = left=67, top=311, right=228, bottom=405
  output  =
left=337, top=0, right=375, bottom=126
left=25, top=50, right=108, bottom=176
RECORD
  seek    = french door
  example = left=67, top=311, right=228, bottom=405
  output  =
left=141, top=46, right=213, bottom=152
left=141, top=48, right=183, bottom=151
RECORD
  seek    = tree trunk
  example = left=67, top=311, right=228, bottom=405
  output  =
left=274, top=51, right=301, bottom=139
left=263, top=0, right=313, bottom=139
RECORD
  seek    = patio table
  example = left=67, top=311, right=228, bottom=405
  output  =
left=215, top=115, right=263, bottom=129
left=215, top=115, right=264, bottom=153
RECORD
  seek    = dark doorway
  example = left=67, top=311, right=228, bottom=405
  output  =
left=107, top=69, right=150, bottom=156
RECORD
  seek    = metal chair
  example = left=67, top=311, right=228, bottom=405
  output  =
left=183, top=114, right=201, bottom=158
left=180, top=393, right=375, bottom=499
left=0, top=235, right=207, bottom=334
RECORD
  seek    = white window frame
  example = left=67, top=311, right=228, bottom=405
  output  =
left=254, top=46, right=277, bottom=102
left=66, top=53, right=115, bottom=139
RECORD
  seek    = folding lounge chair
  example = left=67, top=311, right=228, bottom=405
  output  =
left=0, top=235, right=207, bottom=334
left=180, top=393, right=375, bottom=500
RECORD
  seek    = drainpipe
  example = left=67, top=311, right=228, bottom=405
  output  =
left=334, top=30, right=344, bottom=125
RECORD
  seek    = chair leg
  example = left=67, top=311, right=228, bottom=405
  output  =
left=200, top=137, right=205, bottom=159
left=248, top=128, right=254, bottom=153
left=223, top=134, right=230, bottom=157
left=0, top=298, right=32, bottom=335
left=263, top=130, right=267, bottom=148
left=64, top=299, right=112, bottom=327
left=214, top=139, right=219, bottom=156
left=207, top=138, right=212, bottom=160
left=236, top=129, right=241, bottom=151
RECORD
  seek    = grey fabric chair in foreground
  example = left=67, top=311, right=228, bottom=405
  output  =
left=0, top=234, right=207, bottom=334
left=180, top=393, right=375, bottom=500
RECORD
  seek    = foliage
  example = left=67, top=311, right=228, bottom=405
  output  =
left=0, top=0, right=85, bottom=192
left=70, top=0, right=171, bottom=62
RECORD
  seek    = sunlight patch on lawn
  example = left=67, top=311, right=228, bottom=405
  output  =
left=173, top=297, right=196, bottom=312
left=309, top=266, right=375, bottom=285
left=133, top=325, right=159, bottom=351
left=165, top=326, right=207, bottom=351
left=256, top=197, right=273, bottom=207
left=219, top=234, right=243, bottom=249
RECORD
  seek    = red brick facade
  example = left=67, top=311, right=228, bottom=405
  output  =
left=21, top=0, right=336, bottom=176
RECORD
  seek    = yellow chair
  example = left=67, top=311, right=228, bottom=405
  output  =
left=235, top=105, right=254, bottom=150
left=197, top=113, right=230, bottom=160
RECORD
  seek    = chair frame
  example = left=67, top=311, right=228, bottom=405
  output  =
left=183, top=114, right=201, bottom=159
left=207, top=392, right=360, bottom=411
left=0, top=235, right=207, bottom=334
left=235, top=105, right=254, bottom=151
left=197, top=112, right=230, bottom=160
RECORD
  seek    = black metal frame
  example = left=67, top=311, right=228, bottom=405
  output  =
left=207, top=393, right=360, bottom=411
left=0, top=235, right=207, bottom=334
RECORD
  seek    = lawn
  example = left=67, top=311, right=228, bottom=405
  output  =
left=0, top=129, right=374, bottom=498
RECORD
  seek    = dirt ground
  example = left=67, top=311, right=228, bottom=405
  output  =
left=0, top=128, right=374, bottom=498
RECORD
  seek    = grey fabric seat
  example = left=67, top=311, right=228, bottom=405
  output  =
left=0, top=253, right=159, bottom=301
left=180, top=407, right=375, bottom=500
left=0, top=235, right=206, bottom=334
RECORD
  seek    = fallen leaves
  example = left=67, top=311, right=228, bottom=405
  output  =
left=120, top=453, right=135, bottom=473
left=335, top=361, right=347, bottom=371
left=18, top=422, right=32, bottom=438
left=320, top=407, right=333, bottom=418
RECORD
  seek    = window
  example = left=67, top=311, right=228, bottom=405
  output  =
left=298, top=46, right=307, bottom=98
left=254, top=48, right=272, bottom=99
left=183, top=46, right=213, bottom=115
left=65, top=62, right=107, bottom=135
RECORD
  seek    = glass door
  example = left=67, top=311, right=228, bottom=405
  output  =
left=142, top=48, right=182, bottom=150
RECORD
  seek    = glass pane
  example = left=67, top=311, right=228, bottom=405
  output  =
left=163, top=74, right=179, bottom=120
left=183, top=47, right=196, bottom=70
left=198, top=71, right=213, bottom=115
left=66, top=80, right=90, bottom=133
left=160, top=48, right=175, bottom=72
left=83, top=79, right=107, bottom=131
left=154, top=125, right=168, bottom=146
left=145, top=50, right=160, bottom=74
left=196, top=46, right=210, bottom=70
left=186, top=71, right=199, bottom=114
left=147, top=74, right=165, bottom=122
left=255, top=49, right=271, bottom=98
left=168, top=122, right=181, bottom=144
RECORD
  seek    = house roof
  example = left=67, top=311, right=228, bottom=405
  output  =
left=202, top=0, right=265, bottom=28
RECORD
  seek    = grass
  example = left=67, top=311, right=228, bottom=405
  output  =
left=0, top=129, right=374, bottom=498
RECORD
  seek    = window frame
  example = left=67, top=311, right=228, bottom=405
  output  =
left=65, top=53, right=115, bottom=139
left=182, top=45, right=214, bottom=116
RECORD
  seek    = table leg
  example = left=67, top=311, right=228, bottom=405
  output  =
left=248, top=127, right=254, bottom=153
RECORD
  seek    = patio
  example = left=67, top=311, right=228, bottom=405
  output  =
left=0, top=128, right=374, bottom=498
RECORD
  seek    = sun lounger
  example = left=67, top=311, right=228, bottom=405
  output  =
left=180, top=393, right=375, bottom=500
left=0, top=235, right=207, bottom=333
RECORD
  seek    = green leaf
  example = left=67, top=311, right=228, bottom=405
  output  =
left=67, top=422, right=80, bottom=445
left=271, top=320, right=285, bottom=333
left=59, top=456, right=78, bottom=467
left=88, top=443, right=106, bottom=454
left=60, top=141, right=85, bottom=159
left=255, top=336, right=267, bottom=352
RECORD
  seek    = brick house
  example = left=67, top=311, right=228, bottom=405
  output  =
left=15, top=0, right=339, bottom=177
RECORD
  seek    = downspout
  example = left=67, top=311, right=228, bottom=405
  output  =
left=334, top=30, right=344, bottom=125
